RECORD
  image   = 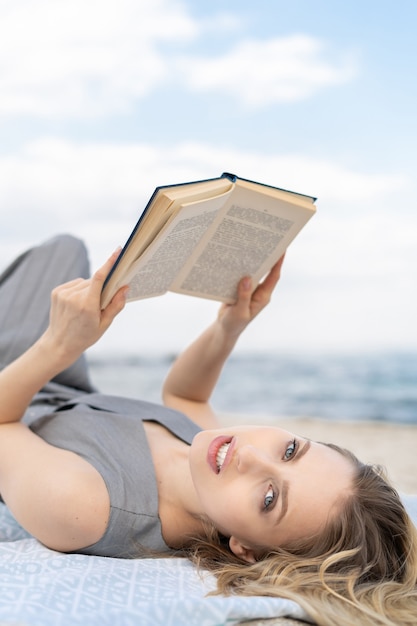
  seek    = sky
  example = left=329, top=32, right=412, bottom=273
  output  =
left=1, top=0, right=416, bottom=357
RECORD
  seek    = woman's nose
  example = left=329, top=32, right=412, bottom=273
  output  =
left=236, top=445, right=273, bottom=474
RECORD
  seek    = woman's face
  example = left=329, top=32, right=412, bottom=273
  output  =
left=189, top=425, right=354, bottom=561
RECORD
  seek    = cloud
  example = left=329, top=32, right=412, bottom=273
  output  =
left=178, top=35, right=357, bottom=107
left=0, top=136, right=415, bottom=355
left=0, top=1, right=356, bottom=119
left=167, top=143, right=407, bottom=204
left=0, top=0, right=197, bottom=118
left=0, top=137, right=406, bottom=219
left=0, top=137, right=411, bottom=275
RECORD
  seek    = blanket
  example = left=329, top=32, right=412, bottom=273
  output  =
left=2, top=496, right=416, bottom=626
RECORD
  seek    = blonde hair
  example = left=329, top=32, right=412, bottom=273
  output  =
left=187, top=444, right=417, bottom=626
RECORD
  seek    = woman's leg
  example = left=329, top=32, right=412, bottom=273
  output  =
left=0, top=234, right=96, bottom=392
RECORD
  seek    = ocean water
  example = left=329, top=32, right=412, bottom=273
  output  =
left=88, top=352, right=417, bottom=425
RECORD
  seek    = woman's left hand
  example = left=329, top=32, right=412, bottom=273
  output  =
left=217, top=254, right=285, bottom=338
left=43, top=250, right=128, bottom=365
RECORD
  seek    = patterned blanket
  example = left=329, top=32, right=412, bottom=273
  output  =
left=2, top=496, right=416, bottom=625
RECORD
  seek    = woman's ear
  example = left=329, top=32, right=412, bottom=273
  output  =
left=229, top=536, right=257, bottom=563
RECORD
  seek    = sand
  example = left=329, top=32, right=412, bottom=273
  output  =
left=219, top=414, right=417, bottom=494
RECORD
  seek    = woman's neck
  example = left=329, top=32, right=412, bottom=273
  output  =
left=143, top=421, right=207, bottom=548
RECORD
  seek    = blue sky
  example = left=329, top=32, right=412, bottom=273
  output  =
left=1, top=0, right=416, bottom=356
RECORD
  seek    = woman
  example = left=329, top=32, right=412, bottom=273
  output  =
left=0, top=234, right=416, bottom=626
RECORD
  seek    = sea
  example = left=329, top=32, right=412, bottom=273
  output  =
left=88, top=352, right=417, bottom=425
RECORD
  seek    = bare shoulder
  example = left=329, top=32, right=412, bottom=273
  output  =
left=0, top=423, right=110, bottom=552
left=163, top=395, right=221, bottom=430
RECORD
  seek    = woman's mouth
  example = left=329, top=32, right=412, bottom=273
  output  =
left=207, top=436, right=235, bottom=473
left=216, top=442, right=230, bottom=471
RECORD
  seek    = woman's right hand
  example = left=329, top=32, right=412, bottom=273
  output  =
left=216, top=254, right=285, bottom=339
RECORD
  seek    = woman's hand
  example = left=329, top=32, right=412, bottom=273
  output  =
left=0, top=249, right=127, bottom=425
left=162, top=254, right=285, bottom=422
left=217, top=254, right=285, bottom=338
left=42, top=250, right=128, bottom=366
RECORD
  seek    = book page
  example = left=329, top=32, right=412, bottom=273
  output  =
left=126, top=177, right=234, bottom=263
left=236, top=176, right=316, bottom=207
left=100, top=178, right=233, bottom=306
left=171, top=185, right=315, bottom=303
left=123, top=191, right=232, bottom=301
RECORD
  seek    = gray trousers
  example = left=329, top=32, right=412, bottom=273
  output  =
left=0, top=234, right=96, bottom=392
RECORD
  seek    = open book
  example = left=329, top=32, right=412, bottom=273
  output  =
left=101, top=173, right=316, bottom=307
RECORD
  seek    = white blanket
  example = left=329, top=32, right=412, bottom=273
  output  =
left=1, top=496, right=416, bottom=626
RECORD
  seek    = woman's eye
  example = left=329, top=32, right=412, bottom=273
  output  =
left=263, top=486, right=275, bottom=510
left=284, top=439, right=298, bottom=460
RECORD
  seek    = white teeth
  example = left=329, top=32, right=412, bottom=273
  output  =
left=216, top=443, right=230, bottom=471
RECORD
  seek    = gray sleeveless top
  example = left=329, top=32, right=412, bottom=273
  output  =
left=24, top=385, right=201, bottom=558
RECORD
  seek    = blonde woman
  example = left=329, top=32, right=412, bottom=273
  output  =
left=0, top=234, right=416, bottom=626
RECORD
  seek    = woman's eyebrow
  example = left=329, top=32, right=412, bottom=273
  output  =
left=275, top=440, right=311, bottom=526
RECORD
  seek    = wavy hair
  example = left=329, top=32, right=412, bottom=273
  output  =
left=187, top=443, right=417, bottom=626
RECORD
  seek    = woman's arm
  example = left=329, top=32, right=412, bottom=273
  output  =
left=0, top=250, right=126, bottom=550
left=162, top=256, right=285, bottom=428
left=0, top=251, right=127, bottom=425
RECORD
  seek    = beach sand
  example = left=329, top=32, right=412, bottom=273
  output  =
left=219, top=414, right=417, bottom=494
